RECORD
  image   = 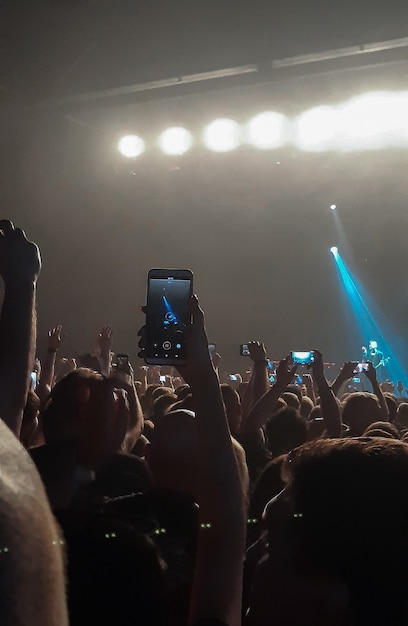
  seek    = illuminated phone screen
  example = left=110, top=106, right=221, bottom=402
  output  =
left=291, top=351, right=315, bottom=365
left=146, top=276, right=192, bottom=363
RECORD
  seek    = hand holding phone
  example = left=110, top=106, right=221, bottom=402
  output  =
left=116, top=353, right=130, bottom=372
left=353, top=362, right=369, bottom=374
left=247, top=341, right=267, bottom=364
left=144, top=269, right=193, bottom=365
left=290, top=351, right=315, bottom=366
left=112, top=353, right=134, bottom=389
left=276, top=356, right=298, bottom=388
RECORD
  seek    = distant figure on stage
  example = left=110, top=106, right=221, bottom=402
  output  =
left=362, top=340, right=389, bottom=382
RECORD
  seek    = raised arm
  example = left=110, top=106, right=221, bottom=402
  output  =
left=311, top=350, right=342, bottom=438
left=36, top=325, right=63, bottom=402
left=111, top=359, right=144, bottom=452
left=97, top=325, right=113, bottom=377
left=364, top=362, right=389, bottom=421
left=301, top=373, right=316, bottom=404
left=248, top=341, right=269, bottom=403
left=243, top=356, right=296, bottom=434
left=240, top=342, right=268, bottom=429
left=185, top=297, right=246, bottom=626
left=0, top=221, right=41, bottom=436
left=331, top=361, right=357, bottom=397
left=139, top=297, right=245, bottom=625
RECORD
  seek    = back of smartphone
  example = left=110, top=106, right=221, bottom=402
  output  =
left=144, top=268, right=193, bottom=365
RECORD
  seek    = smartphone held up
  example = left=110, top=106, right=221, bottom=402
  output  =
left=143, top=269, right=193, bottom=366
left=290, top=351, right=315, bottom=366
left=353, top=362, right=369, bottom=374
left=116, top=353, right=130, bottom=371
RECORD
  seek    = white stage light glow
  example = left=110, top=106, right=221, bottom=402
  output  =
left=247, top=112, right=287, bottom=149
left=330, top=246, right=338, bottom=255
left=294, top=106, right=338, bottom=151
left=203, top=119, right=240, bottom=152
left=159, top=127, right=192, bottom=155
left=118, top=135, right=145, bottom=158
left=338, top=91, right=408, bottom=150
left=330, top=204, right=337, bottom=210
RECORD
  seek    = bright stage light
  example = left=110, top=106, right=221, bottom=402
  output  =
left=159, top=127, right=192, bottom=155
left=203, top=119, right=240, bottom=152
left=330, top=204, right=337, bottom=210
left=294, top=106, right=339, bottom=151
left=247, top=112, right=287, bottom=149
left=330, top=246, right=338, bottom=255
left=338, top=91, right=408, bottom=150
left=118, top=135, right=145, bottom=158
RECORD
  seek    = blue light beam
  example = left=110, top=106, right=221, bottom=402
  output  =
left=331, top=251, right=407, bottom=385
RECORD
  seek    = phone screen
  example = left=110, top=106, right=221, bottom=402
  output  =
left=116, top=354, right=129, bottom=371
left=240, top=344, right=250, bottom=356
left=208, top=344, right=216, bottom=359
left=291, top=351, right=315, bottom=365
left=30, top=371, right=37, bottom=390
left=145, top=271, right=192, bottom=364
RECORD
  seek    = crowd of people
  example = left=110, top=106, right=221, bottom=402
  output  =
left=1, top=219, right=408, bottom=626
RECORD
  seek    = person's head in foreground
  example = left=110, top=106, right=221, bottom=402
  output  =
left=246, top=437, right=408, bottom=626
left=0, top=420, right=68, bottom=625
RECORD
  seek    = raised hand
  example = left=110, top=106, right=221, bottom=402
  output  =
left=311, top=349, right=325, bottom=383
left=275, top=356, right=297, bottom=389
left=148, top=365, right=161, bottom=384
left=48, top=325, right=63, bottom=351
left=55, top=358, right=77, bottom=381
left=175, top=296, right=213, bottom=385
left=111, top=358, right=134, bottom=392
left=0, top=220, right=41, bottom=285
left=338, top=361, right=359, bottom=381
left=98, top=325, right=113, bottom=354
left=248, top=341, right=267, bottom=363
left=78, top=377, right=129, bottom=468
left=363, top=361, right=389, bottom=420
left=212, top=351, right=222, bottom=370
left=363, top=361, right=378, bottom=385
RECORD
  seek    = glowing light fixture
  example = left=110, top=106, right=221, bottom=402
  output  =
left=330, top=246, right=338, bottom=256
left=338, top=91, right=408, bottom=150
left=247, top=112, right=287, bottom=149
left=159, top=127, right=192, bottom=155
left=203, top=119, right=240, bottom=152
left=118, top=135, right=145, bottom=158
left=294, top=106, right=338, bottom=151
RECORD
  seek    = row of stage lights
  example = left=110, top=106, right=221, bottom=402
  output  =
left=118, top=91, right=408, bottom=158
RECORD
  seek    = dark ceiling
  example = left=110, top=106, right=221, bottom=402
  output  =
left=4, top=0, right=408, bottom=101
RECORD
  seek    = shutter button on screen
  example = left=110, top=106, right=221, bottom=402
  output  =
left=162, top=341, right=172, bottom=350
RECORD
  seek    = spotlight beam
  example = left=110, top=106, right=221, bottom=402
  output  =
left=331, top=251, right=408, bottom=384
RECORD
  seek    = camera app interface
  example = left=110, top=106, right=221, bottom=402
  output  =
left=147, top=277, right=191, bottom=360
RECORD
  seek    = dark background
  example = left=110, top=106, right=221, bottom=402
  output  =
left=1, top=0, right=408, bottom=372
